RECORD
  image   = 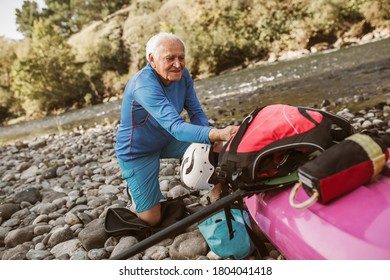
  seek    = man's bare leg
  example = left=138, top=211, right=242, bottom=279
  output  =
left=137, top=203, right=161, bottom=226
left=210, top=183, right=222, bottom=202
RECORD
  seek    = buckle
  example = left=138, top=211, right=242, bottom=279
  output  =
left=243, top=114, right=253, bottom=124
left=216, top=167, right=227, bottom=179
left=231, top=169, right=242, bottom=181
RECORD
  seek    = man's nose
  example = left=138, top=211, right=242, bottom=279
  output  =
left=173, top=58, right=182, bottom=67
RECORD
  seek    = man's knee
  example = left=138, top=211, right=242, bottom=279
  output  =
left=137, top=203, right=161, bottom=226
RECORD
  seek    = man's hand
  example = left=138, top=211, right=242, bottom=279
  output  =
left=209, top=125, right=239, bottom=142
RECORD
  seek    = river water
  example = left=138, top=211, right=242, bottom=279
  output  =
left=1, top=38, right=389, bottom=143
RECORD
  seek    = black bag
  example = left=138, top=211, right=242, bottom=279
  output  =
left=104, top=196, right=189, bottom=240
left=217, top=104, right=354, bottom=191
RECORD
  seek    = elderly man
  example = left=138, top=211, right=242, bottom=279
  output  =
left=115, top=32, right=238, bottom=226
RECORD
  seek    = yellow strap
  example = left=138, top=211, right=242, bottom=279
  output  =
left=347, top=134, right=386, bottom=178
left=289, top=182, right=319, bottom=209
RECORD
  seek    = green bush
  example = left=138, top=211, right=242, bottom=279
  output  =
left=0, top=37, right=23, bottom=122
left=11, top=20, right=90, bottom=117
left=79, top=35, right=130, bottom=103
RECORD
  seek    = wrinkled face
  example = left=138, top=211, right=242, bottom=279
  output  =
left=149, top=39, right=185, bottom=86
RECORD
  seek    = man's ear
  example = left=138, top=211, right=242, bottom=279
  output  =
left=148, top=53, right=156, bottom=68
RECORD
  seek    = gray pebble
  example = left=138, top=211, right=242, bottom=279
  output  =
left=26, top=249, right=52, bottom=260
left=88, top=248, right=109, bottom=260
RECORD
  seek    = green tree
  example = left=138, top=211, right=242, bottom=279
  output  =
left=82, top=37, right=130, bottom=102
left=15, top=0, right=131, bottom=38
left=41, top=0, right=76, bottom=36
left=71, top=0, right=131, bottom=28
left=11, top=20, right=90, bottom=117
left=0, top=37, right=21, bottom=123
left=15, top=0, right=40, bottom=38
left=0, top=37, right=17, bottom=88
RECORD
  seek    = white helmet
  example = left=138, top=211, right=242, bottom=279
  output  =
left=181, top=143, right=216, bottom=190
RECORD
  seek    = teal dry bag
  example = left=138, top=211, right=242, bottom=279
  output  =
left=198, top=208, right=254, bottom=259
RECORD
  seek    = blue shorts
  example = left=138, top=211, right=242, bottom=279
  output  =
left=117, top=139, right=190, bottom=213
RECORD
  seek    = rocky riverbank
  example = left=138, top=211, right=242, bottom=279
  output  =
left=1, top=101, right=389, bottom=260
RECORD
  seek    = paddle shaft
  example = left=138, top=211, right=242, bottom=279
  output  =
left=109, top=188, right=246, bottom=260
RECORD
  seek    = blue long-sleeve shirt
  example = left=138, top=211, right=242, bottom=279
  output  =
left=115, top=63, right=212, bottom=161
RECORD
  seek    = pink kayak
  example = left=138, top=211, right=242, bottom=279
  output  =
left=245, top=162, right=390, bottom=259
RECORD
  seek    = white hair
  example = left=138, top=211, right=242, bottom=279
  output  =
left=145, top=32, right=186, bottom=62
